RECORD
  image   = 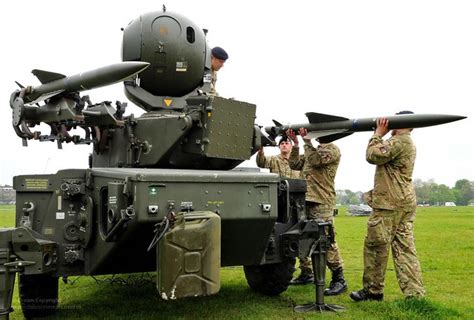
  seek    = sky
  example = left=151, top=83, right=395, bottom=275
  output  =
left=1, top=0, right=473, bottom=192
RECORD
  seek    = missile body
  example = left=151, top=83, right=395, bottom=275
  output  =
left=23, top=61, right=150, bottom=104
left=265, top=112, right=467, bottom=143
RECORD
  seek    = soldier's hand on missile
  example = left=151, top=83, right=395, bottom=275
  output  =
left=286, top=129, right=299, bottom=146
left=298, top=128, right=311, bottom=143
left=375, top=118, right=389, bottom=137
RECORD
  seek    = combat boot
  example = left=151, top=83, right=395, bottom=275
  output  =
left=324, top=267, right=347, bottom=296
left=349, top=288, right=383, bottom=302
left=289, top=272, right=314, bottom=285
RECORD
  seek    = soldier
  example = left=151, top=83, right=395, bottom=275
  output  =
left=350, top=111, right=425, bottom=302
left=209, top=46, right=228, bottom=96
left=256, top=136, right=300, bottom=179
left=286, top=128, right=347, bottom=296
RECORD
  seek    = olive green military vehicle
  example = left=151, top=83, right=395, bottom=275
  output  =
left=3, top=7, right=466, bottom=319
left=3, top=8, right=312, bottom=318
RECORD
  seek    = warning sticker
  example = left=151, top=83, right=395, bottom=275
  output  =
left=24, top=179, right=49, bottom=189
left=176, top=61, right=188, bottom=72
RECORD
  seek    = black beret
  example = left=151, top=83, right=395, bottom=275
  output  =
left=278, top=136, right=290, bottom=145
left=396, top=110, right=414, bottom=115
left=211, top=47, right=229, bottom=60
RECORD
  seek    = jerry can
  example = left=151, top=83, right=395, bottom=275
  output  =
left=158, top=211, right=221, bottom=299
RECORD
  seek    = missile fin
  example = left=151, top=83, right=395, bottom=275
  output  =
left=317, top=132, right=354, bottom=143
left=306, top=112, right=348, bottom=123
left=15, top=81, right=25, bottom=89
left=306, top=130, right=353, bottom=143
left=260, top=133, right=275, bottom=146
left=32, top=69, right=66, bottom=84
left=272, top=119, right=283, bottom=127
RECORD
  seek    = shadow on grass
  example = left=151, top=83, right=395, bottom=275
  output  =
left=48, top=275, right=296, bottom=319
left=40, top=274, right=463, bottom=320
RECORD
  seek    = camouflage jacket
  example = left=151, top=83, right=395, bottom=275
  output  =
left=289, top=143, right=340, bottom=206
left=209, top=69, right=218, bottom=96
left=365, top=132, right=417, bottom=210
left=256, top=153, right=300, bottom=179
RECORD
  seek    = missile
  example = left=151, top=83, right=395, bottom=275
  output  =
left=21, top=61, right=150, bottom=104
left=265, top=112, right=467, bottom=143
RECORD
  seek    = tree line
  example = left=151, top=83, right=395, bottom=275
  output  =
left=336, top=179, right=474, bottom=206
left=414, top=179, right=473, bottom=206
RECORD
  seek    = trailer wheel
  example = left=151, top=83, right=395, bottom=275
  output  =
left=243, top=258, right=295, bottom=296
left=19, top=274, right=59, bottom=318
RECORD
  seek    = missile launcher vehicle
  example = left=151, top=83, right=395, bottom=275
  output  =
left=2, top=7, right=465, bottom=318
left=3, top=8, right=309, bottom=318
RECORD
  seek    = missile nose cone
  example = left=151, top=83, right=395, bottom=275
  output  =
left=112, top=61, right=150, bottom=80
left=429, top=114, right=467, bottom=125
left=122, top=61, right=150, bottom=74
left=380, top=113, right=467, bottom=130
left=451, top=115, right=467, bottom=121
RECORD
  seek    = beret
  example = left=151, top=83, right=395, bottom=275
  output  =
left=211, top=46, right=229, bottom=60
left=278, top=136, right=290, bottom=145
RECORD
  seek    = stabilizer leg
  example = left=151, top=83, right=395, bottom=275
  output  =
left=294, top=221, right=345, bottom=313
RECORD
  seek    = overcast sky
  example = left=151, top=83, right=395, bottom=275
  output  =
left=1, top=0, right=473, bottom=192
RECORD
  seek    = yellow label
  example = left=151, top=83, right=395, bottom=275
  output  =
left=208, top=112, right=212, bottom=117
left=207, top=200, right=224, bottom=205
left=24, top=179, right=49, bottom=189
left=164, top=99, right=172, bottom=107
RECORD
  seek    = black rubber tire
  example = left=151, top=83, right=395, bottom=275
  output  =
left=19, top=274, right=59, bottom=318
left=244, top=258, right=296, bottom=296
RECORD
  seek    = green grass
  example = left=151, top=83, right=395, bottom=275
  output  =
left=1, top=205, right=473, bottom=319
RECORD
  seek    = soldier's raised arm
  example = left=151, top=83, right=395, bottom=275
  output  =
left=366, top=118, right=403, bottom=165
left=287, top=129, right=305, bottom=170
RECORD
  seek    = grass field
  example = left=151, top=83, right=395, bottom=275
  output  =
left=1, top=204, right=473, bottom=319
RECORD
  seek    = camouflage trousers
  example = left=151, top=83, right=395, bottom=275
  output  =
left=362, top=208, right=425, bottom=297
left=299, top=202, right=344, bottom=275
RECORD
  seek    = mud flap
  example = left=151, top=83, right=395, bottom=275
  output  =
left=157, top=211, right=221, bottom=300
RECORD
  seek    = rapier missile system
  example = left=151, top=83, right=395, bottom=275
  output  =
left=2, top=7, right=466, bottom=319
left=4, top=8, right=309, bottom=318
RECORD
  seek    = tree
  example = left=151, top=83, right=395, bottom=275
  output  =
left=453, top=179, right=474, bottom=205
left=436, top=184, right=456, bottom=204
left=415, top=179, right=438, bottom=205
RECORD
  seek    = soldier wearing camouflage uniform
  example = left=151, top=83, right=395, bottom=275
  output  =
left=350, top=111, right=425, bottom=302
left=287, top=128, right=347, bottom=296
left=256, top=136, right=300, bottom=179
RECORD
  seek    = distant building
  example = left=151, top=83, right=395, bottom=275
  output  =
left=0, top=185, right=15, bottom=204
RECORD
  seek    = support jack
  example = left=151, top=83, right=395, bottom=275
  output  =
left=294, top=221, right=345, bottom=313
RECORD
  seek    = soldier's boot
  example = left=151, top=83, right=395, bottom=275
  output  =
left=289, top=272, right=314, bottom=285
left=324, top=267, right=348, bottom=296
left=349, top=288, right=383, bottom=302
